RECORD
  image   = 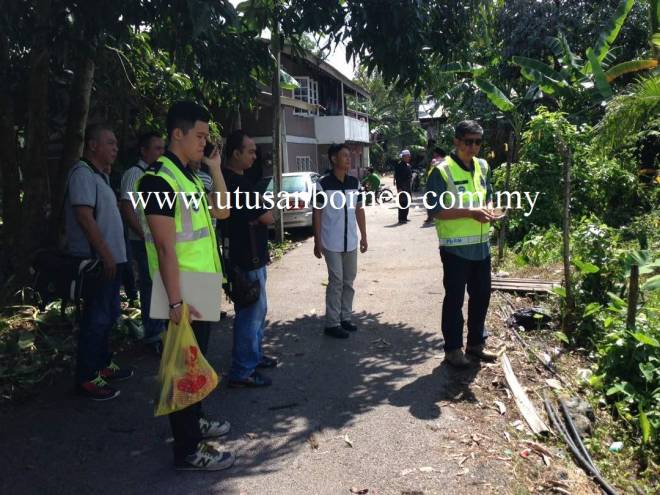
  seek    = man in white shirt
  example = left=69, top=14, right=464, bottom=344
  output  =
left=313, top=143, right=368, bottom=339
left=119, top=132, right=166, bottom=351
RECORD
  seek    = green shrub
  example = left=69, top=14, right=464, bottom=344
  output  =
left=493, top=107, right=648, bottom=243
left=513, top=226, right=563, bottom=266
left=588, top=288, right=660, bottom=455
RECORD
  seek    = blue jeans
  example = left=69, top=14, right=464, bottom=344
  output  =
left=76, top=268, right=122, bottom=383
left=130, top=240, right=165, bottom=343
left=229, top=266, right=268, bottom=380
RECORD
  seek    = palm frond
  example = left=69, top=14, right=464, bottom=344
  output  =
left=594, top=75, right=660, bottom=150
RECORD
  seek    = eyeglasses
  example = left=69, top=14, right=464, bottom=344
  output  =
left=461, top=138, right=482, bottom=146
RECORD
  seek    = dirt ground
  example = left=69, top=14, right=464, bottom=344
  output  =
left=0, top=182, right=601, bottom=495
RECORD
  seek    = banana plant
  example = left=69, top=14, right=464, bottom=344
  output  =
left=512, top=0, right=658, bottom=101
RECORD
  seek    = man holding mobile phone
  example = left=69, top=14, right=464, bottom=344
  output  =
left=426, top=120, right=501, bottom=368
left=138, top=101, right=233, bottom=471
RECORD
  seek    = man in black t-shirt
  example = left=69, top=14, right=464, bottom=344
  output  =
left=219, top=130, right=276, bottom=388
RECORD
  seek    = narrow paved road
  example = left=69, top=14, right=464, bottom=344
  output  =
left=1, top=183, right=513, bottom=495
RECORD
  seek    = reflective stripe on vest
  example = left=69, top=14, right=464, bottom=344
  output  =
left=139, top=156, right=220, bottom=276
left=435, top=156, right=490, bottom=247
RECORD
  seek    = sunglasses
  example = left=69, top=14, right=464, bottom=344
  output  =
left=461, top=138, right=482, bottom=146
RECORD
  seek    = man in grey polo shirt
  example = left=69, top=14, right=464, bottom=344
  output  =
left=313, top=143, right=368, bottom=339
left=64, top=123, right=133, bottom=401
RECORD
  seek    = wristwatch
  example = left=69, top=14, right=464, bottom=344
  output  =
left=169, top=300, right=183, bottom=310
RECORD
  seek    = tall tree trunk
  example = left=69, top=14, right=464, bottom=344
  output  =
left=559, top=139, right=575, bottom=332
left=15, top=0, right=52, bottom=286
left=497, top=129, right=515, bottom=262
left=0, top=32, right=21, bottom=262
left=51, top=51, right=95, bottom=237
left=271, top=22, right=284, bottom=243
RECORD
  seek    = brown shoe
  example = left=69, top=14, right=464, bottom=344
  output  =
left=445, top=349, right=470, bottom=368
left=465, top=345, right=498, bottom=362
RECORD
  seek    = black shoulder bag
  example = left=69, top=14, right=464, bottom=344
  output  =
left=224, top=223, right=261, bottom=308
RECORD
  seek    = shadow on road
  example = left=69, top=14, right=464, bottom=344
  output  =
left=0, top=310, right=468, bottom=494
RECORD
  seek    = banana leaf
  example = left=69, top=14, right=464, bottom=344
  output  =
left=473, top=78, right=515, bottom=112
left=605, top=59, right=659, bottom=82
left=587, top=48, right=613, bottom=98
left=591, top=0, right=635, bottom=63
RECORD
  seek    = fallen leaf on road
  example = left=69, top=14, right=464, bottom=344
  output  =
left=458, top=456, right=468, bottom=466
left=245, top=432, right=258, bottom=439
left=419, top=466, right=435, bottom=473
left=371, top=338, right=392, bottom=349
left=308, top=433, right=319, bottom=450
left=524, top=441, right=554, bottom=458
left=519, top=449, right=531, bottom=459
left=545, top=378, right=563, bottom=390
left=349, top=488, right=368, bottom=494
left=456, top=468, right=469, bottom=476
left=400, top=468, right=415, bottom=476
left=511, top=420, right=525, bottom=431
left=344, top=434, right=354, bottom=448
left=494, top=400, right=507, bottom=415
left=503, top=431, right=511, bottom=443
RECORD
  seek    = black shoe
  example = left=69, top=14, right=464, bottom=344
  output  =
left=228, top=371, right=272, bottom=388
left=341, top=321, right=357, bottom=332
left=220, top=311, right=228, bottom=320
left=324, top=326, right=349, bottom=339
left=257, top=355, right=278, bottom=369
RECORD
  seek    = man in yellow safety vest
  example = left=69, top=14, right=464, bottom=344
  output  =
left=425, top=120, right=500, bottom=368
left=138, top=101, right=234, bottom=471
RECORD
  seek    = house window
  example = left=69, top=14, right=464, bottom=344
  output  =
left=296, top=156, right=313, bottom=171
left=293, top=77, right=318, bottom=116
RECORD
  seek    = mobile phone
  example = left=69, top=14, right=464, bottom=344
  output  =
left=203, top=142, right=216, bottom=158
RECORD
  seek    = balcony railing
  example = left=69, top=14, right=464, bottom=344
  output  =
left=314, top=115, right=370, bottom=144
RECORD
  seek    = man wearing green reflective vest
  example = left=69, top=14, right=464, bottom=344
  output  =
left=138, top=101, right=234, bottom=471
left=426, top=120, right=501, bottom=368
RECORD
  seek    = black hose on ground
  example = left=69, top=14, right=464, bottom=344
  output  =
left=559, top=398, right=598, bottom=471
left=543, top=397, right=618, bottom=495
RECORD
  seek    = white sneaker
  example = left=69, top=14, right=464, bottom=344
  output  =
left=199, top=417, right=231, bottom=438
left=176, top=441, right=235, bottom=471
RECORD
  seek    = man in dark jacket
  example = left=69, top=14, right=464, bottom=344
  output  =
left=394, top=149, right=413, bottom=224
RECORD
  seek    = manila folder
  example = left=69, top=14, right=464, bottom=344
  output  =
left=150, top=271, right=222, bottom=322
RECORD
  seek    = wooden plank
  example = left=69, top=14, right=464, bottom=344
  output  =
left=491, top=285, right=557, bottom=292
left=492, top=282, right=558, bottom=287
left=492, top=277, right=561, bottom=283
left=491, top=282, right=559, bottom=289
left=501, top=353, right=550, bottom=436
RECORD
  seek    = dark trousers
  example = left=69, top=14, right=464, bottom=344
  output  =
left=121, top=239, right=138, bottom=301
left=440, top=249, right=491, bottom=352
left=76, top=268, right=123, bottom=383
left=130, top=240, right=164, bottom=342
left=169, top=321, right=211, bottom=461
left=397, top=184, right=411, bottom=222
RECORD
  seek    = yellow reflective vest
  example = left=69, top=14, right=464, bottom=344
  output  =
left=138, top=155, right=221, bottom=277
left=434, top=155, right=491, bottom=247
